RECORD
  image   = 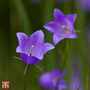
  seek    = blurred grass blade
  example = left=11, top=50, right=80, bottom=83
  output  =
left=86, top=68, right=89, bottom=90
left=13, top=0, right=32, bottom=36
left=34, top=64, right=43, bottom=72
left=75, top=78, right=78, bottom=90
left=75, top=30, right=81, bottom=33
left=13, top=56, right=22, bottom=60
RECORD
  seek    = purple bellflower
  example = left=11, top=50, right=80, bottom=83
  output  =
left=30, top=0, right=42, bottom=4
left=39, top=68, right=67, bottom=90
left=44, top=9, right=77, bottom=45
left=16, top=30, right=55, bottom=65
left=79, top=0, right=90, bottom=12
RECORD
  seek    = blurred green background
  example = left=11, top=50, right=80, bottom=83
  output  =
left=0, top=0, right=90, bottom=90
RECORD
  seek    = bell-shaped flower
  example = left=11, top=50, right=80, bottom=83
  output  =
left=16, top=30, right=55, bottom=65
left=39, top=68, right=67, bottom=90
left=44, top=8, right=77, bottom=45
left=78, top=0, right=90, bottom=12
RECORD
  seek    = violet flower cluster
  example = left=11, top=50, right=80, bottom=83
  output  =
left=16, top=8, right=77, bottom=90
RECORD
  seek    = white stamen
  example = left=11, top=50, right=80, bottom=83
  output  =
left=30, top=45, right=34, bottom=55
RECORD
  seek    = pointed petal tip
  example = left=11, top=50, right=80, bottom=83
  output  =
left=54, top=8, right=60, bottom=12
left=54, top=8, right=65, bottom=22
left=53, top=41, right=58, bottom=45
left=42, top=43, right=55, bottom=55
left=16, top=32, right=20, bottom=37
left=35, top=30, right=44, bottom=37
left=36, top=30, right=43, bottom=33
left=43, top=25, right=47, bottom=30
left=16, top=32, right=24, bottom=36
left=16, top=32, right=28, bottom=38
left=53, top=34, right=62, bottom=45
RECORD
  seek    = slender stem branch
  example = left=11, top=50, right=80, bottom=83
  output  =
left=77, top=85, right=81, bottom=90
left=55, top=74, right=61, bottom=90
left=34, top=64, right=43, bottom=72
left=24, top=65, right=29, bottom=90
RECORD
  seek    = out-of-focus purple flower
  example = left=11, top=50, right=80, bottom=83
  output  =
left=55, top=0, right=66, bottom=3
left=44, top=8, right=77, bottom=45
left=79, top=0, right=90, bottom=12
left=16, top=30, right=55, bottom=65
left=55, top=0, right=71, bottom=3
left=30, top=0, right=42, bottom=4
left=39, top=68, right=67, bottom=90
left=70, top=74, right=83, bottom=90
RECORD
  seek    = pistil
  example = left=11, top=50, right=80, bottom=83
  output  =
left=62, top=26, right=71, bottom=35
left=52, top=78, right=57, bottom=84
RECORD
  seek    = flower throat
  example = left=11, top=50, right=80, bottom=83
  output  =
left=62, top=26, right=71, bottom=35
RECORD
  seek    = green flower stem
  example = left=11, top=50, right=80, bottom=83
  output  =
left=55, top=39, right=71, bottom=90
left=62, top=2, right=72, bottom=90
left=60, top=39, right=71, bottom=70
left=55, top=73, right=61, bottom=90
left=24, top=65, right=29, bottom=90
left=59, top=39, right=71, bottom=90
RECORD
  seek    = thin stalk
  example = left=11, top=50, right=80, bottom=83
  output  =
left=55, top=73, right=61, bottom=90
left=24, top=65, right=29, bottom=90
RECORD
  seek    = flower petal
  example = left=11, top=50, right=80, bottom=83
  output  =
left=20, top=53, right=40, bottom=65
left=66, top=14, right=77, bottom=25
left=51, top=68, right=60, bottom=83
left=25, top=30, right=44, bottom=58
left=51, top=68, right=60, bottom=77
left=44, top=21, right=58, bottom=33
left=39, top=72, right=55, bottom=89
left=54, top=9, right=65, bottom=22
left=42, top=43, right=55, bottom=54
left=58, top=80, right=67, bottom=89
left=53, top=34, right=65, bottom=45
left=16, top=46, right=22, bottom=53
left=61, top=69, right=66, bottom=78
left=16, top=32, right=28, bottom=53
